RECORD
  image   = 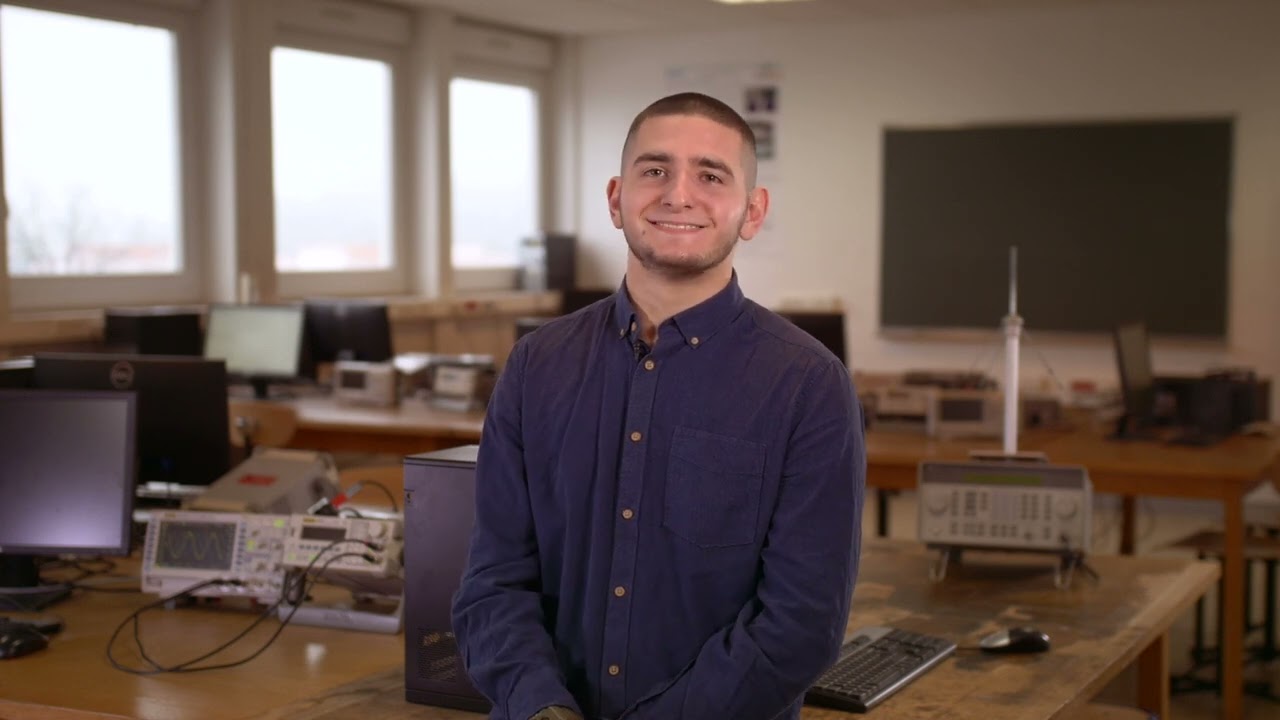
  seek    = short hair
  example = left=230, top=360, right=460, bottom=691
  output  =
left=622, top=92, right=758, bottom=186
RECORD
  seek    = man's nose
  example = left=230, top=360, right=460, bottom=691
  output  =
left=661, top=170, right=694, bottom=208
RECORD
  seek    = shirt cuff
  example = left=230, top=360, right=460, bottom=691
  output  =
left=529, top=706, right=583, bottom=720
left=506, top=668, right=581, bottom=720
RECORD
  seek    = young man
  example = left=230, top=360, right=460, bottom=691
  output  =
left=452, top=92, right=864, bottom=720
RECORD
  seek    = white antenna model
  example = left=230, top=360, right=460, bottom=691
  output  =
left=1002, top=246, right=1023, bottom=454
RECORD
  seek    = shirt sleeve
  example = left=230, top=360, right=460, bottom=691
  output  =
left=620, top=359, right=865, bottom=720
left=451, top=341, right=583, bottom=720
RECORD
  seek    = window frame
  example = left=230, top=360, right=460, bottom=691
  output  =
left=449, top=59, right=550, bottom=291
left=269, top=29, right=410, bottom=300
left=0, top=0, right=205, bottom=312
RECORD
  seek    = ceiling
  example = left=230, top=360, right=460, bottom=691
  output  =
left=392, top=0, right=1164, bottom=37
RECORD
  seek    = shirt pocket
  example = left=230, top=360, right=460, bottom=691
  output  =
left=663, top=426, right=767, bottom=548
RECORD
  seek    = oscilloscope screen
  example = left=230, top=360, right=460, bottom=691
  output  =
left=155, top=521, right=237, bottom=571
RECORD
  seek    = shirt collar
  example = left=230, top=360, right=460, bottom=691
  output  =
left=613, top=271, right=745, bottom=350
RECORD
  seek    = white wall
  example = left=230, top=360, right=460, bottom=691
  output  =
left=574, top=0, right=1280, bottom=404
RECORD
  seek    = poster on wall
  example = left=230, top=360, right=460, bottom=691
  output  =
left=665, top=62, right=782, bottom=252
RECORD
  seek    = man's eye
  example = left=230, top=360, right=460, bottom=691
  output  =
left=702, top=173, right=722, bottom=184
left=643, top=168, right=665, bottom=177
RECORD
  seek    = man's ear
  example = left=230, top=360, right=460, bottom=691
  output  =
left=738, top=186, right=770, bottom=241
left=606, top=177, right=624, bottom=230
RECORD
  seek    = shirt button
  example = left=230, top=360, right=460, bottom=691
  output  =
left=630, top=431, right=642, bottom=442
left=608, top=664, right=621, bottom=676
left=614, top=586, right=626, bottom=597
left=690, top=336, right=700, bottom=346
left=644, top=359, right=655, bottom=371
left=621, top=508, right=634, bottom=520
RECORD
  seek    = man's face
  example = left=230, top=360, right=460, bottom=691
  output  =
left=607, top=114, right=767, bottom=279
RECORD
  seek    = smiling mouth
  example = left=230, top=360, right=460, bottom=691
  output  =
left=649, top=220, right=706, bottom=231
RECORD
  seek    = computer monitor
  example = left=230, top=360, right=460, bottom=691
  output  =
left=1113, top=322, right=1157, bottom=439
left=104, top=307, right=204, bottom=356
left=561, top=288, right=614, bottom=315
left=204, top=304, right=307, bottom=398
left=0, top=389, right=137, bottom=610
left=32, top=353, right=231, bottom=487
left=0, top=356, right=33, bottom=388
left=779, top=311, right=848, bottom=366
left=303, top=299, right=394, bottom=367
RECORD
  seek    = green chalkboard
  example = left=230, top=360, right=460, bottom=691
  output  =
left=879, top=119, right=1231, bottom=338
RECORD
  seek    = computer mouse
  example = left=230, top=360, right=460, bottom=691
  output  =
left=979, top=626, right=1050, bottom=654
left=0, top=622, right=49, bottom=659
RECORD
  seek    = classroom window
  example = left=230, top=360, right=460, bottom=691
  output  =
left=450, top=77, right=541, bottom=269
left=272, top=47, right=394, bottom=273
left=1, top=4, right=181, bottom=278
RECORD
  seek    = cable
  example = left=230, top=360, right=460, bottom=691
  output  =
left=325, top=479, right=400, bottom=514
left=106, top=538, right=378, bottom=675
left=71, top=584, right=141, bottom=593
left=1021, top=330, right=1069, bottom=396
left=360, top=476, right=399, bottom=509
left=37, top=556, right=119, bottom=585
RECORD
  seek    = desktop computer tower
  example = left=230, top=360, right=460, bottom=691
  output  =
left=403, top=445, right=491, bottom=713
left=104, top=307, right=204, bottom=356
left=543, top=233, right=576, bottom=291
left=0, top=357, right=33, bottom=388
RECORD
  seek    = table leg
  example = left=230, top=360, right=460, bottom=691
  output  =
left=1120, top=495, right=1137, bottom=555
left=1220, top=492, right=1245, bottom=720
left=1136, top=631, right=1169, bottom=719
left=877, top=489, right=891, bottom=538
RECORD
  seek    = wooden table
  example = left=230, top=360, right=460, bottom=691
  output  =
left=271, top=397, right=1276, bottom=720
left=864, top=427, right=1280, bottom=720
left=285, top=396, right=484, bottom=457
left=0, top=541, right=1216, bottom=720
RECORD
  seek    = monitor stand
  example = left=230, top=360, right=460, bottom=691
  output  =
left=1108, top=413, right=1161, bottom=442
left=250, top=377, right=273, bottom=400
left=0, top=555, right=72, bottom=611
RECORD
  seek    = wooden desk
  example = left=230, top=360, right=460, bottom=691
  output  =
left=865, top=428, right=1280, bottom=720
left=285, top=396, right=484, bottom=457
left=268, top=397, right=1274, bottom=720
left=0, top=542, right=1215, bottom=720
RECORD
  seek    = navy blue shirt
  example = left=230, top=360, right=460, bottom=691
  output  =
left=452, top=274, right=864, bottom=720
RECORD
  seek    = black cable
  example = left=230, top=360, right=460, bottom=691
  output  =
left=110, top=552, right=356, bottom=675
left=106, top=538, right=378, bottom=675
left=359, top=480, right=399, bottom=512
left=159, top=551, right=371, bottom=674
left=71, top=584, right=141, bottom=593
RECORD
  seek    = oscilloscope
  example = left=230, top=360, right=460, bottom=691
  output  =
left=142, top=510, right=291, bottom=601
left=142, top=509, right=403, bottom=604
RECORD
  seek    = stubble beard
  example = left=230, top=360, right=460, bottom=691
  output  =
left=623, top=217, right=745, bottom=280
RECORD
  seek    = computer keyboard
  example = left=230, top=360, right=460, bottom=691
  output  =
left=804, top=626, right=955, bottom=713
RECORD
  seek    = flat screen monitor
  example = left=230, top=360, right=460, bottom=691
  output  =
left=303, top=299, right=394, bottom=365
left=1113, top=322, right=1156, bottom=438
left=104, top=307, right=204, bottom=356
left=32, top=353, right=231, bottom=487
left=0, top=356, right=33, bottom=388
left=204, top=304, right=307, bottom=397
left=561, top=289, right=614, bottom=315
left=779, top=311, right=847, bottom=366
left=0, top=389, right=136, bottom=610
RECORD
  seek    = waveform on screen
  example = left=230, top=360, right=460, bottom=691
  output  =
left=155, top=522, right=237, bottom=571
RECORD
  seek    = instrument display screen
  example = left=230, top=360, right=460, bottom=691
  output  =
left=300, top=525, right=348, bottom=542
left=154, top=521, right=237, bottom=571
